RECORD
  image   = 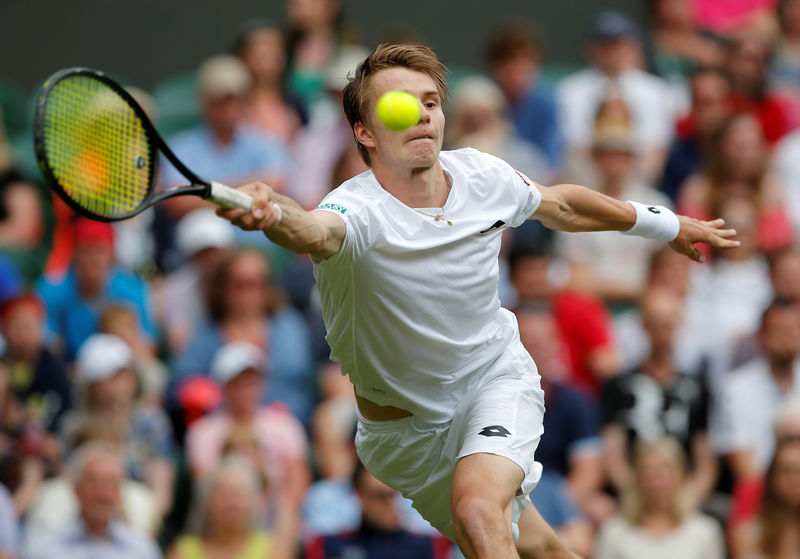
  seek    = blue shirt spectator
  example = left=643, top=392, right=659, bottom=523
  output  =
left=36, top=220, right=156, bottom=360
left=487, top=25, right=565, bottom=169
left=0, top=484, right=17, bottom=559
left=173, top=307, right=314, bottom=427
left=21, top=518, right=160, bottom=559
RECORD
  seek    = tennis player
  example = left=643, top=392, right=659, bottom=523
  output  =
left=217, top=44, right=738, bottom=559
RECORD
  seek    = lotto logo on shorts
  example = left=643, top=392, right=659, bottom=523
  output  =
left=478, top=425, right=511, bottom=438
left=316, top=202, right=348, bottom=214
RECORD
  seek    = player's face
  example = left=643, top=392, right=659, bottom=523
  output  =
left=357, top=67, right=445, bottom=173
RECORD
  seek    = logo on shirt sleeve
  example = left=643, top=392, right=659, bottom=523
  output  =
left=514, top=170, right=531, bottom=186
left=315, top=202, right=348, bottom=214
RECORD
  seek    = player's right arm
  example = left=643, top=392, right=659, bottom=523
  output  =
left=215, top=181, right=345, bottom=260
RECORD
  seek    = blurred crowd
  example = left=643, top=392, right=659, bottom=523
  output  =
left=4, top=0, right=800, bottom=557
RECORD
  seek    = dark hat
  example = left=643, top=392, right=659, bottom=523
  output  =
left=591, top=11, right=640, bottom=42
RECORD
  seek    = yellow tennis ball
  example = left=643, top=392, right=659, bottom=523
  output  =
left=376, top=91, right=421, bottom=131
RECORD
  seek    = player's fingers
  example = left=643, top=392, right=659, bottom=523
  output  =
left=702, top=218, right=726, bottom=228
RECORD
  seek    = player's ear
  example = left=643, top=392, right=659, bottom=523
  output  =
left=354, top=121, right=376, bottom=149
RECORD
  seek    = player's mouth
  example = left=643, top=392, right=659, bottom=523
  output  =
left=408, top=133, right=435, bottom=142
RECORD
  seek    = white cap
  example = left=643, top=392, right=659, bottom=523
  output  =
left=76, top=334, right=134, bottom=383
left=197, top=55, right=252, bottom=99
left=175, top=209, right=235, bottom=257
left=210, top=341, right=265, bottom=385
left=323, top=45, right=371, bottom=91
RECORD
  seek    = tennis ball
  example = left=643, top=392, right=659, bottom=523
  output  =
left=376, top=91, right=421, bottom=131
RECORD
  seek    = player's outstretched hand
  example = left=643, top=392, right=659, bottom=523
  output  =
left=669, top=216, right=740, bottom=263
left=215, top=181, right=282, bottom=231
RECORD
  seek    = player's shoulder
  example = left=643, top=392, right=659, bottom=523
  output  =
left=314, top=169, right=378, bottom=217
left=440, top=147, right=513, bottom=176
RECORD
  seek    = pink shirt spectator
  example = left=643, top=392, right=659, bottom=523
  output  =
left=692, top=0, right=777, bottom=34
left=186, top=404, right=308, bottom=490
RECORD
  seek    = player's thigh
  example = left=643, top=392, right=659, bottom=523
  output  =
left=515, top=502, right=576, bottom=559
left=451, top=452, right=525, bottom=513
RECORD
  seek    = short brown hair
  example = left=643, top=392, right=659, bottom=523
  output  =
left=486, top=24, right=541, bottom=64
left=342, top=43, right=449, bottom=165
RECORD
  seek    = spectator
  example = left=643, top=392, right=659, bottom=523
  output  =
left=595, top=436, right=724, bottom=559
left=20, top=442, right=160, bottom=559
left=0, top=484, right=13, bottom=559
left=185, top=341, right=310, bottom=556
left=711, top=298, right=800, bottom=480
left=26, top=421, right=159, bottom=537
left=304, top=461, right=452, bottom=559
left=235, top=19, right=305, bottom=144
left=0, top=484, right=17, bottom=559
left=678, top=113, right=793, bottom=255
left=768, top=244, right=800, bottom=302
left=311, top=362, right=357, bottom=480
left=773, top=123, right=800, bottom=234
left=685, top=198, right=774, bottom=380
left=692, top=0, right=779, bottom=37
left=602, top=287, right=717, bottom=505
left=99, top=305, right=168, bottom=406
left=173, top=249, right=314, bottom=426
left=508, top=241, right=620, bottom=394
left=516, top=306, right=599, bottom=553
left=486, top=24, right=564, bottom=170
left=559, top=10, right=674, bottom=183
left=159, top=55, right=291, bottom=218
left=167, top=455, right=274, bottom=559
left=36, top=219, right=157, bottom=360
left=0, top=294, right=71, bottom=434
left=0, top=355, right=46, bottom=519
left=286, top=44, right=371, bottom=210
left=726, top=34, right=793, bottom=145
left=660, top=69, right=732, bottom=203
left=0, top=113, right=44, bottom=252
left=557, top=108, right=671, bottom=304
left=285, top=0, right=351, bottom=106
left=158, top=209, right=234, bottom=354
left=63, top=334, right=174, bottom=517
left=771, top=0, right=800, bottom=101
left=730, top=436, right=800, bottom=559
left=445, top=75, right=553, bottom=184
left=647, top=0, right=726, bottom=87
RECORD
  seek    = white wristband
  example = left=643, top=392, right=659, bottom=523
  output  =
left=622, top=201, right=680, bottom=242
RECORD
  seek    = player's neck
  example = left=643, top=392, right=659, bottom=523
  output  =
left=372, top=160, right=449, bottom=209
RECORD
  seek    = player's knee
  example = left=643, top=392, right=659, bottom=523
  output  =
left=451, top=492, right=505, bottom=539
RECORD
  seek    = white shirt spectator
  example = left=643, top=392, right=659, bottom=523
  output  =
left=773, top=129, right=800, bottom=233
left=26, top=477, right=158, bottom=537
left=596, top=513, right=724, bottom=559
left=710, top=356, right=800, bottom=473
left=559, top=68, right=675, bottom=153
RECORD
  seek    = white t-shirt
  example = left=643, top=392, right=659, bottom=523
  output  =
left=312, top=148, right=542, bottom=422
left=558, top=68, right=675, bottom=151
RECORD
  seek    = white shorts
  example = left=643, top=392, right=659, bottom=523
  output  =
left=354, top=344, right=545, bottom=541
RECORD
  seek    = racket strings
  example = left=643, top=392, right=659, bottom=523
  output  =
left=41, top=75, right=153, bottom=218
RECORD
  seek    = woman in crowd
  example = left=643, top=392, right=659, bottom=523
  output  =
left=677, top=113, right=793, bottom=254
left=168, top=455, right=274, bottom=559
left=595, top=436, right=724, bottom=559
left=235, top=20, right=305, bottom=144
left=173, top=249, right=314, bottom=427
left=731, top=436, right=800, bottom=559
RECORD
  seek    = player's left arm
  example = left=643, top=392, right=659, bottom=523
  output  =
left=531, top=183, right=740, bottom=262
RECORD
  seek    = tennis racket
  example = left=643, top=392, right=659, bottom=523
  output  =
left=33, top=67, right=252, bottom=222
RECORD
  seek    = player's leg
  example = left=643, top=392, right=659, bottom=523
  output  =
left=515, top=502, right=582, bottom=559
left=451, top=452, right=524, bottom=558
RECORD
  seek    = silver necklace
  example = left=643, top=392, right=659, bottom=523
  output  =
left=412, top=206, right=453, bottom=226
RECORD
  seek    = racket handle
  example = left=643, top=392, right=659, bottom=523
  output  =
left=207, top=181, right=253, bottom=212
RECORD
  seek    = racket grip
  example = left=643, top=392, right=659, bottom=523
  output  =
left=208, top=181, right=253, bottom=212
